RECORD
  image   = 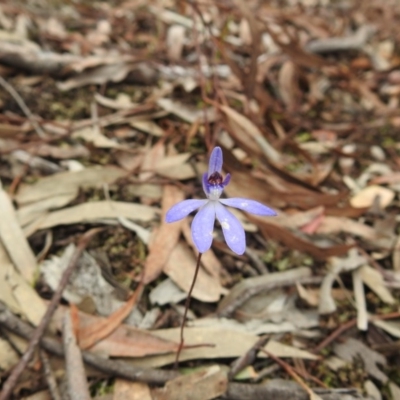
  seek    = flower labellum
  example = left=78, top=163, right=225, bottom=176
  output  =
left=165, top=147, right=277, bottom=255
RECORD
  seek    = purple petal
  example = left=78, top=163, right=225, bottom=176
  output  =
left=215, top=202, right=246, bottom=255
left=202, top=173, right=209, bottom=195
left=165, top=199, right=207, bottom=223
left=208, top=146, right=223, bottom=176
left=222, top=173, right=231, bottom=187
left=191, top=201, right=216, bottom=253
left=220, top=198, right=277, bottom=216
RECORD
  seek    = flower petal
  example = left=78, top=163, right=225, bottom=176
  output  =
left=202, top=172, right=209, bottom=195
left=165, top=199, right=207, bottom=223
left=222, top=173, right=231, bottom=187
left=215, top=202, right=246, bottom=255
left=220, top=198, right=277, bottom=216
left=191, top=201, right=216, bottom=253
left=208, top=146, right=223, bottom=176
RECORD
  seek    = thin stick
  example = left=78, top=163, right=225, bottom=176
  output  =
left=312, top=318, right=356, bottom=354
left=39, top=350, right=62, bottom=400
left=0, top=75, right=46, bottom=138
left=261, top=348, right=321, bottom=398
left=174, top=252, right=202, bottom=368
left=0, top=228, right=102, bottom=400
left=313, top=311, right=400, bottom=354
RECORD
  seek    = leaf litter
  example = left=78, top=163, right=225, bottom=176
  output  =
left=0, top=0, right=400, bottom=399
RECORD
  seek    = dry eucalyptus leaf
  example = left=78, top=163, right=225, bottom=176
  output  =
left=392, top=235, right=400, bottom=271
left=23, top=201, right=158, bottom=237
left=364, top=380, right=381, bottom=400
left=130, top=119, right=164, bottom=137
left=11, top=149, right=61, bottom=173
left=53, top=306, right=179, bottom=358
left=94, top=92, right=138, bottom=110
left=144, top=185, right=184, bottom=284
left=72, top=126, right=120, bottom=148
left=129, top=327, right=318, bottom=369
left=264, top=340, right=319, bottom=360
left=350, top=185, right=394, bottom=208
left=334, top=338, right=388, bottom=383
left=319, top=249, right=366, bottom=314
left=163, top=242, right=224, bottom=302
left=6, top=265, right=46, bottom=326
left=152, top=365, right=227, bottom=400
left=17, top=192, right=77, bottom=227
left=140, top=140, right=165, bottom=181
left=278, top=60, right=299, bottom=110
left=154, top=153, right=196, bottom=180
left=57, top=61, right=139, bottom=91
left=0, top=182, right=37, bottom=282
left=296, top=283, right=319, bottom=307
left=389, top=381, right=400, bottom=400
left=218, top=267, right=312, bottom=317
left=16, top=166, right=126, bottom=205
left=0, top=244, right=22, bottom=314
left=0, top=338, right=19, bottom=371
left=149, top=279, right=187, bottom=306
left=220, top=104, right=281, bottom=163
left=270, top=207, right=324, bottom=230
left=371, top=319, right=400, bottom=338
left=191, top=314, right=319, bottom=335
left=166, top=24, right=186, bottom=62
left=157, top=98, right=217, bottom=124
left=358, top=265, right=395, bottom=304
left=113, top=380, right=152, bottom=400
left=118, top=217, right=151, bottom=244
left=316, top=216, right=377, bottom=241
left=318, top=271, right=338, bottom=315
left=128, top=328, right=267, bottom=368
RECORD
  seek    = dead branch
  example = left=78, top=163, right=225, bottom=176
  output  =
left=0, top=76, right=46, bottom=138
left=228, top=335, right=270, bottom=379
left=39, top=350, right=62, bottom=400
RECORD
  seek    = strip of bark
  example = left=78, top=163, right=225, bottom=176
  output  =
left=63, top=312, right=91, bottom=400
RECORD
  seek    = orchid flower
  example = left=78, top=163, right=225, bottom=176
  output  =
left=165, top=147, right=277, bottom=255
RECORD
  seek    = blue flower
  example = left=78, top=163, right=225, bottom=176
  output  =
left=165, top=147, right=277, bottom=255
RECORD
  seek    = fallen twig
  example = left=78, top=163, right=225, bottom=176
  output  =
left=0, top=75, right=46, bottom=138
left=39, top=350, right=62, bottom=400
left=228, top=335, right=270, bottom=380
left=261, top=348, right=322, bottom=400
left=313, top=318, right=357, bottom=354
